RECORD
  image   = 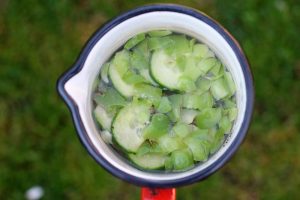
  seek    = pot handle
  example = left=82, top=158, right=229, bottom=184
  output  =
left=141, top=187, right=176, bottom=200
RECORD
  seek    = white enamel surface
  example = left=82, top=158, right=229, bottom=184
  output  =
left=65, top=11, right=247, bottom=181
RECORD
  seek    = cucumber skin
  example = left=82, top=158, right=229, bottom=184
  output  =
left=128, top=154, right=166, bottom=170
left=108, top=63, right=135, bottom=98
left=110, top=109, right=138, bottom=153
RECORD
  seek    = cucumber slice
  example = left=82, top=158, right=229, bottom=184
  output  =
left=100, top=130, right=113, bottom=144
left=136, top=142, right=162, bottom=156
left=130, top=49, right=149, bottom=70
left=184, top=129, right=211, bottom=161
left=219, top=116, right=232, bottom=134
left=94, top=88, right=126, bottom=109
left=148, top=37, right=174, bottom=51
left=112, top=101, right=151, bottom=152
left=223, top=98, right=236, bottom=109
left=209, top=128, right=225, bottom=154
left=150, top=49, right=203, bottom=91
left=165, top=157, right=173, bottom=170
left=112, top=50, right=131, bottom=75
left=198, top=57, right=217, bottom=74
left=224, top=71, right=236, bottom=96
left=192, top=44, right=214, bottom=59
left=182, top=91, right=213, bottom=110
left=168, top=94, right=183, bottom=122
left=129, top=153, right=166, bottom=169
left=150, top=49, right=182, bottom=90
left=158, top=135, right=186, bottom=153
left=195, top=108, right=222, bottom=129
left=100, top=62, right=110, bottom=83
left=124, top=33, right=145, bottom=50
left=180, top=109, right=199, bottom=124
left=195, top=77, right=211, bottom=94
left=148, top=30, right=172, bottom=37
left=134, top=84, right=162, bottom=107
left=171, top=149, right=194, bottom=170
left=210, top=77, right=230, bottom=100
left=94, top=105, right=114, bottom=131
left=157, top=97, right=172, bottom=113
left=227, top=107, right=238, bottom=122
left=139, top=68, right=159, bottom=86
left=172, top=122, right=191, bottom=138
left=143, top=113, right=170, bottom=140
left=178, top=77, right=196, bottom=92
left=164, top=35, right=191, bottom=56
left=122, top=70, right=147, bottom=85
left=109, top=62, right=136, bottom=98
left=184, top=137, right=210, bottom=161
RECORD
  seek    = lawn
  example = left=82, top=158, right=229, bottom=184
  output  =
left=0, top=0, right=299, bottom=199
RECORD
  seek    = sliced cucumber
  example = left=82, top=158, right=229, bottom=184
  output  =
left=180, top=109, right=199, bottom=124
left=228, top=107, right=238, bottom=121
left=172, top=122, right=191, bottom=138
left=158, top=134, right=186, bottom=153
left=129, top=153, right=166, bottom=169
left=150, top=49, right=182, bottom=90
left=112, top=101, right=151, bottom=152
left=183, top=130, right=211, bottom=161
left=124, top=33, right=145, bottom=50
left=150, top=49, right=203, bottom=91
left=210, top=77, right=230, bottom=100
left=136, top=142, right=162, bottom=156
left=209, top=128, right=225, bottom=154
left=148, top=30, right=172, bottom=37
left=109, top=63, right=136, bottom=98
left=224, top=71, right=236, bottom=96
left=100, top=62, right=110, bottom=83
left=134, top=84, right=162, bottom=107
left=94, top=105, right=114, bottom=131
left=182, top=91, right=213, bottom=110
left=143, top=113, right=170, bottom=140
left=139, top=68, right=159, bottom=86
left=219, top=116, right=232, bottom=134
left=195, top=108, right=222, bottom=129
left=171, top=149, right=194, bottom=170
left=192, top=44, right=214, bottom=59
left=184, top=137, right=211, bottom=161
left=157, top=97, right=172, bottom=113
left=93, top=88, right=126, bottom=109
left=100, top=130, right=113, bottom=144
left=168, top=94, right=183, bottom=122
left=93, top=30, right=238, bottom=171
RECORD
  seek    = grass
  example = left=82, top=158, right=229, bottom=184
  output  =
left=0, top=0, right=299, bottom=199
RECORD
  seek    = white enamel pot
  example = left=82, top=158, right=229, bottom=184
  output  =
left=57, top=4, right=254, bottom=187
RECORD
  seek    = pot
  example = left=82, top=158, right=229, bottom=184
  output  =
left=57, top=4, right=254, bottom=188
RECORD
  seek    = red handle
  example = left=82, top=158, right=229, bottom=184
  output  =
left=141, top=187, right=176, bottom=200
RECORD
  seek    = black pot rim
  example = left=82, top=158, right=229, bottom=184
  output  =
left=57, top=4, right=254, bottom=187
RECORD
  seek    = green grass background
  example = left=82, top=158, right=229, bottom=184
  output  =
left=1, top=0, right=300, bottom=199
